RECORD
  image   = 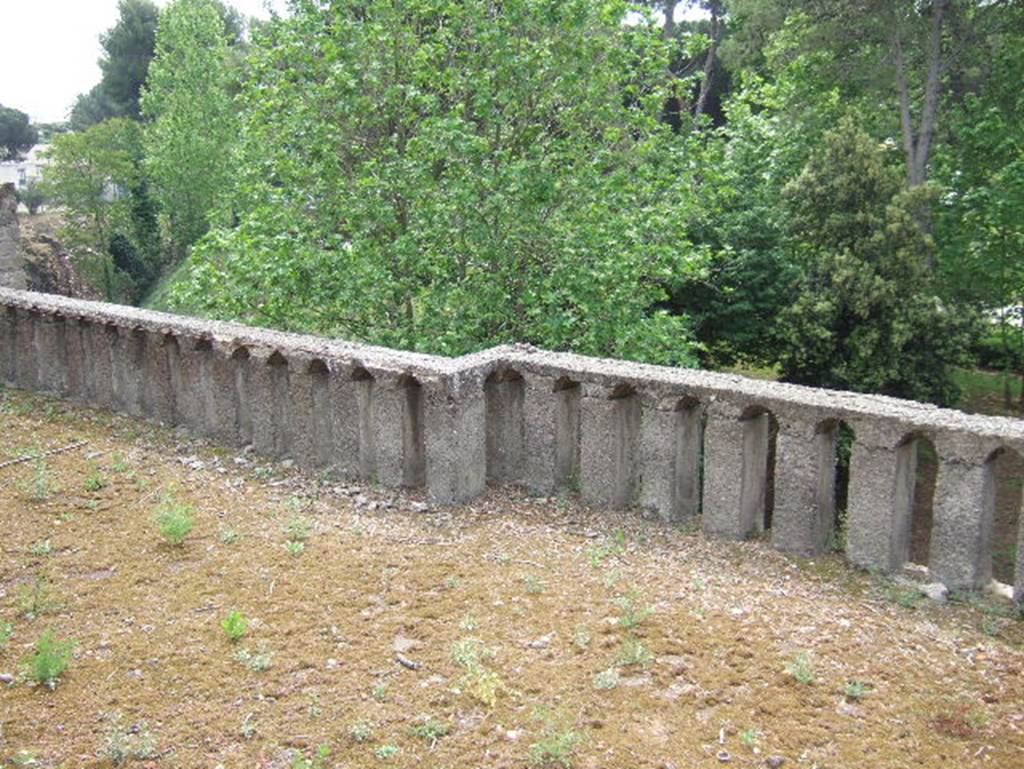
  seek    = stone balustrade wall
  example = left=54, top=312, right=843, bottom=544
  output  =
left=3, top=287, right=1023, bottom=599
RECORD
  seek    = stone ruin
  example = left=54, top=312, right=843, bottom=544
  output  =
left=0, top=184, right=26, bottom=290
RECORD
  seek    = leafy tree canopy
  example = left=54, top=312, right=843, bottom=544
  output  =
left=170, top=0, right=704, bottom=365
left=41, top=119, right=160, bottom=302
left=0, top=105, right=38, bottom=161
left=776, top=118, right=973, bottom=404
left=142, top=0, right=237, bottom=260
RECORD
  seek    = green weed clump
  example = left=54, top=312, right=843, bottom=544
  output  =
left=411, top=718, right=450, bottom=743
left=19, top=576, right=62, bottom=620
left=284, top=515, right=312, bottom=556
left=234, top=645, right=273, bottom=672
left=844, top=680, right=869, bottom=701
left=22, top=629, right=75, bottom=688
left=154, top=496, right=195, bottom=546
left=786, top=652, right=816, bottom=685
left=613, top=589, right=654, bottom=629
left=349, top=719, right=375, bottom=742
left=615, top=638, right=654, bottom=669
left=374, top=744, right=399, bottom=760
left=84, top=469, right=108, bottom=492
left=291, top=745, right=331, bottom=769
left=593, top=668, right=620, bottom=690
left=529, top=711, right=581, bottom=768
left=0, top=620, right=12, bottom=650
left=221, top=610, right=250, bottom=643
left=29, top=539, right=53, bottom=557
left=22, top=457, right=56, bottom=502
left=452, top=638, right=504, bottom=707
left=102, top=712, right=158, bottom=764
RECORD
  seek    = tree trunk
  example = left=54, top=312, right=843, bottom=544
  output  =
left=891, top=0, right=949, bottom=189
left=663, top=1, right=679, bottom=40
left=694, top=1, right=723, bottom=120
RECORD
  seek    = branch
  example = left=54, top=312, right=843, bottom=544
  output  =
left=891, top=25, right=918, bottom=186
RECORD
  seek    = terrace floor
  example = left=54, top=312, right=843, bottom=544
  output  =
left=1, top=388, right=1023, bottom=769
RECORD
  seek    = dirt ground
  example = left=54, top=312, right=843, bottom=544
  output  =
left=1, top=389, right=1023, bottom=769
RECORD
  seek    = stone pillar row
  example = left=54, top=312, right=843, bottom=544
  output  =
left=0, top=307, right=489, bottom=505
left=2, top=302, right=1023, bottom=600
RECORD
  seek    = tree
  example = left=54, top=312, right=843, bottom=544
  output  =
left=170, top=0, right=703, bottom=365
left=15, top=182, right=48, bottom=215
left=666, top=54, right=837, bottom=366
left=41, top=119, right=159, bottom=301
left=142, top=0, right=236, bottom=260
left=776, top=118, right=972, bottom=404
left=0, top=105, right=38, bottom=161
left=97, top=0, right=162, bottom=120
left=638, top=1, right=731, bottom=126
left=935, top=18, right=1024, bottom=406
left=722, top=1, right=1019, bottom=194
left=70, top=0, right=161, bottom=129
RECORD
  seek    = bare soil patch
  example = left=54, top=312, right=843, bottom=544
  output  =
left=1, top=390, right=1023, bottom=769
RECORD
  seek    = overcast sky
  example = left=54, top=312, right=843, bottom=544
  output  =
left=2, top=0, right=289, bottom=124
left=3, top=1, right=702, bottom=125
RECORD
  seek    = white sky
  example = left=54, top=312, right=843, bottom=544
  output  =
left=1, top=0, right=289, bottom=124
left=2, top=1, right=703, bottom=125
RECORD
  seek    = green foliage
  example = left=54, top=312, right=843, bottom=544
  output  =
left=452, top=637, right=504, bottom=706
left=973, top=326, right=1024, bottom=375
left=776, top=118, right=972, bottom=405
left=22, top=630, right=75, bottom=689
left=70, top=1, right=161, bottom=129
left=42, top=118, right=161, bottom=302
left=29, top=539, right=53, bottom=557
left=844, top=680, right=868, bottom=701
left=220, top=610, right=250, bottom=642
left=21, top=457, right=55, bottom=502
left=15, top=181, right=47, bottom=216
left=0, top=104, right=37, bottom=161
left=154, top=495, right=195, bottom=546
left=171, top=0, right=702, bottom=366
left=284, top=516, right=312, bottom=542
left=935, top=19, right=1024, bottom=403
left=142, top=0, right=237, bottom=260
left=522, top=575, right=546, bottom=595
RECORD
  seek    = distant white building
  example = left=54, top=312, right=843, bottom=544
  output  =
left=0, top=144, right=49, bottom=190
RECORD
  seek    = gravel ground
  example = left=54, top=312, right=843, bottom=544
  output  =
left=1, top=389, right=1022, bottom=769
